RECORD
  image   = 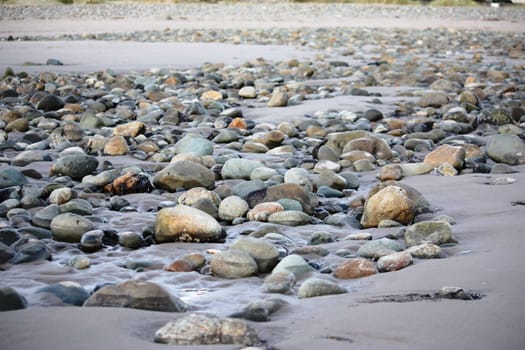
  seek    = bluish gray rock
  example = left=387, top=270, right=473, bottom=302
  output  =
left=486, top=134, right=525, bottom=165
left=11, top=240, right=51, bottom=264
left=36, top=282, right=89, bottom=306
left=173, top=134, right=214, bottom=156
left=221, top=158, right=264, bottom=180
left=0, top=168, right=27, bottom=189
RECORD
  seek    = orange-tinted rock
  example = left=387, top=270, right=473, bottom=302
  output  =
left=424, top=144, right=465, bottom=170
left=247, top=202, right=284, bottom=222
left=228, top=117, right=247, bottom=129
left=333, top=258, right=378, bottom=279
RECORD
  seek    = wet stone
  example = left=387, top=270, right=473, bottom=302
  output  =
left=155, top=205, right=224, bottom=243
left=210, top=249, right=258, bottom=279
left=51, top=154, right=99, bottom=180
left=361, top=185, right=415, bottom=228
left=377, top=251, right=413, bottom=272
left=84, top=280, right=187, bottom=312
left=68, top=255, right=91, bottom=269
left=32, top=204, right=60, bottom=228
left=298, top=278, right=347, bottom=299
left=0, top=168, right=28, bottom=189
left=230, top=237, right=279, bottom=273
left=357, top=238, right=404, bottom=259
left=0, top=242, right=15, bottom=264
left=51, top=213, right=95, bottom=243
left=36, top=282, right=89, bottom=306
left=154, top=313, right=260, bottom=346
left=230, top=298, right=286, bottom=322
left=0, top=287, right=27, bottom=311
left=272, top=254, right=313, bottom=277
left=404, top=221, right=454, bottom=247
left=153, top=161, right=215, bottom=191
left=80, top=229, right=104, bottom=252
left=333, top=258, right=378, bottom=279
left=11, top=240, right=51, bottom=264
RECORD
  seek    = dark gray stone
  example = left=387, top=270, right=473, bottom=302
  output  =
left=0, top=287, right=27, bottom=311
left=84, top=280, right=186, bottom=312
left=11, top=240, right=51, bottom=264
left=36, top=282, right=89, bottom=306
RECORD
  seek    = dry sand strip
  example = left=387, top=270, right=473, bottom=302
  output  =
left=0, top=40, right=318, bottom=73
left=1, top=16, right=524, bottom=37
left=1, top=167, right=525, bottom=350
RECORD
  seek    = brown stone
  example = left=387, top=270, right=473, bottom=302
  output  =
left=325, top=130, right=369, bottom=155
left=267, top=87, right=288, bottom=107
left=463, top=144, right=484, bottom=159
left=136, top=140, right=160, bottom=153
left=64, top=103, right=84, bottom=113
left=378, top=164, right=403, bottom=181
left=333, top=258, right=378, bottom=279
left=113, top=121, right=146, bottom=137
left=263, top=183, right=317, bottom=215
left=257, top=130, right=286, bottom=148
left=164, top=259, right=194, bottom=272
left=201, top=90, right=223, bottom=101
left=306, top=125, right=326, bottom=138
left=155, top=205, right=224, bottom=243
left=424, top=144, right=465, bottom=170
left=384, top=118, right=405, bottom=130
left=0, top=110, right=21, bottom=124
left=5, top=118, right=29, bottom=132
left=103, top=135, right=129, bottom=156
left=361, top=185, right=415, bottom=228
left=340, top=150, right=376, bottom=163
left=343, top=136, right=393, bottom=160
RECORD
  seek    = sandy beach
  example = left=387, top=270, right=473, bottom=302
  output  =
left=1, top=2, right=525, bottom=350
